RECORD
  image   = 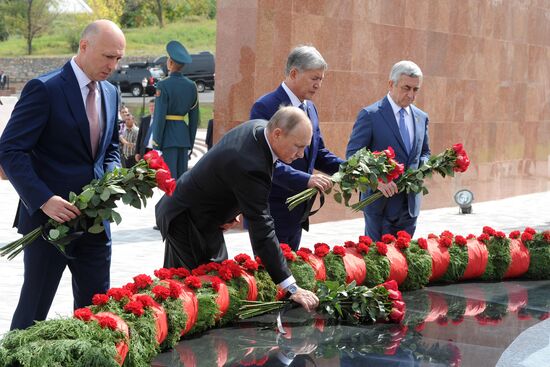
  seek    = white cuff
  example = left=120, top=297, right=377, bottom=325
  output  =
left=278, top=276, right=296, bottom=290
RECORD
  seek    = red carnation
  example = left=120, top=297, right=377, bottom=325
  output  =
left=133, top=274, right=153, bottom=289
left=386, top=160, right=404, bottom=181
left=381, top=234, right=396, bottom=244
left=344, top=240, right=356, bottom=248
left=478, top=233, right=490, bottom=243
left=395, top=237, right=410, bottom=249
left=454, top=235, right=467, bottom=246
left=332, top=245, right=346, bottom=257
left=397, top=230, right=411, bottom=240
left=243, top=259, right=259, bottom=271
left=314, top=243, right=330, bottom=257
left=106, top=287, right=132, bottom=301
left=524, top=227, right=536, bottom=235
left=543, top=231, right=550, bottom=243
left=417, top=238, right=428, bottom=250
left=234, top=253, right=252, bottom=264
left=255, top=256, right=264, bottom=268
left=122, top=282, right=137, bottom=294
left=124, top=300, right=144, bottom=316
left=184, top=276, right=202, bottom=289
left=135, top=294, right=155, bottom=308
left=452, top=143, right=464, bottom=154
left=152, top=285, right=171, bottom=300
left=483, top=226, right=496, bottom=236
left=210, top=277, right=222, bottom=292
left=440, top=230, right=454, bottom=239
left=96, top=315, right=118, bottom=330
left=92, top=293, right=110, bottom=306
left=381, top=280, right=398, bottom=292
left=74, top=307, right=93, bottom=321
left=495, top=231, right=506, bottom=239
left=192, top=264, right=208, bottom=276
left=466, top=233, right=477, bottom=240
left=439, top=236, right=453, bottom=247
left=509, top=230, right=521, bottom=239
left=358, top=235, right=373, bottom=245
left=383, top=146, right=396, bottom=159
left=298, top=247, right=312, bottom=254
left=279, top=243, right=292, bottom=253
left=454, top=154, right=470, bottom=172
left=376, top=241, right=388, bottom=255
left=521, top=232, right=533, bottom=242
left=154, top=268, right=173, bottom=280
left=393, top=300, right=406, bottom=311
left=296, top=249, right=310, bottom=261
left=172, top=267, right=190, bottom=279
left=283, top=251, right=296, bottom=261
left=155, top=169, right=176, bottom=196
left=168, top=282, right=182, bottom=298
left=357, top=242, right=370, bottom=254
left=389, top=308, right=404, bottom=322
left=428, top=233, right=439, bottom=239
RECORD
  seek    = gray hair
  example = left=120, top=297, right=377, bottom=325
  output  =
left=389, top=60, right=423, bottom=84
left=285, top=45, right=328, bottom=76
left=267, top=106, right=309, bottom=133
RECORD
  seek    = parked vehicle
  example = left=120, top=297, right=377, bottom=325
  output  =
left=108, top=65, right=159, bottom=97
left=153, top=51, right=215, bottom=93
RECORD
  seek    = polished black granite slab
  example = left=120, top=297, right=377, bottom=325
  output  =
left=152, top=280, right=550, bottom=367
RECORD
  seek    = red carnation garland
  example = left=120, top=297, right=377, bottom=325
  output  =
left=460, top=239, right=489, bottom=280
left=424, top=237, right=451, bottom=282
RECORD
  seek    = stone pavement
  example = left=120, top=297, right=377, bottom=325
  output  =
left=0, top=174, right=548, bottom=335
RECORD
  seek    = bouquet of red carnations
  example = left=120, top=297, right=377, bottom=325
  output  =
left=286, top=146, right=404, bottom=211
left=0, top=151, right=175, bottom=260
left=350, top=143, right=470, bottom=211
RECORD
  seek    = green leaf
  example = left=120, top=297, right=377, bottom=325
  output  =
left=108, top=185, right=126, bottom=195
left=69, top=192, right=77, bottom=203
left=88, top=223, right=104, bottom=234
left=333, top=192, right=342, bottom=204
left=49, top=229, right=60, bottom=240
left=79, top=188, right=95, bottom=203
left=111, top=210, right=122, bottom=225
left=100, top=189, right=110, bottom=202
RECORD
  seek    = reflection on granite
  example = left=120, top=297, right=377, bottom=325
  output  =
left=152, top=281, right=550, bottom=366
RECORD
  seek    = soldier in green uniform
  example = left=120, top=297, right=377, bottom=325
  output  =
left=152, top=40, right=199, bottom=179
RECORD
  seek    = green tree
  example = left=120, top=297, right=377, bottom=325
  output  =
left=87, top=0, right=124, bottom=24
left=0, top=0, right=59, bottom=55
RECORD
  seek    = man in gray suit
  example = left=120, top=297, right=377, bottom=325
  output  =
left=155, top=106, right=319, bottom=311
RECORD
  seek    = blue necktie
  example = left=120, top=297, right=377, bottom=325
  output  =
left=398, top=108, right=411, bottom=153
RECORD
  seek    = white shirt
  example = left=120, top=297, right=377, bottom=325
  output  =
left=70, top=57, right=104, bottom=136
left=281, top=81, right=306, bottom=109
left=387, top=93, right=414, bottom=148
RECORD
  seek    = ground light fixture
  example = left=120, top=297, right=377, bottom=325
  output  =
left=454, top=189, right=474, bottom=214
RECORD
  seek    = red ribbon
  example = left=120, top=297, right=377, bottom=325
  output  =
left=163, top=279, right=198, bottom=336
left=239, top=270, right=258, bottom=301
left=424, top=292, right=449, bottom=322
left=198, top=275, right=230, bottom=320
left=343, top=247, right=367, bottom=285
left=92, top=312, right=129, bottom=366
left=426, top=238, right=450, bottom=281
left=461, top=240, right=489, bottom=280
left=386, top=245, right=408, bottom=285
left=504, top=239, right=530, bottom=279
left=132, top=294, right=168, bottom=345
left=305, top=254, right=327, bottom=281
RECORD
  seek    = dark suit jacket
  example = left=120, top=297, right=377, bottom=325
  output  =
left=135, top=114, right=152, bottom=156
left=250, top=85, right=343, bottom=229
left=155, top=119, right=291, bottom=284
left=346, top=96, right=430, bottom=218
left=0, top=61, right=120, bottom=237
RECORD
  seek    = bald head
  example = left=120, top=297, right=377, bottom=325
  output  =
left=75, top=19, right=126, bottom=81
left=267, top=106, right=312, bottom=164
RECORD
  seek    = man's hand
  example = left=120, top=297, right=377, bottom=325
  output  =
left=306, top=174, right=333, bottom=192
left=289, top=286, right=319, bottom=312
left=219, top=215, right=241, bottom=231
left=135, top=153, right=141, bottom=162
left=377, top=181, right=399, bottom=198
left=41, top=195, right=81, bottom=223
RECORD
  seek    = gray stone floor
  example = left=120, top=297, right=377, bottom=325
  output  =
left=0, top=177, right=548, bottom=335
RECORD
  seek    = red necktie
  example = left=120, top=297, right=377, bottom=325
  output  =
left=86, top=81, right=100, bottom=157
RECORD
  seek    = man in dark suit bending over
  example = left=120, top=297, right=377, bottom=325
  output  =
left=155, top=106, right=319, bottom=311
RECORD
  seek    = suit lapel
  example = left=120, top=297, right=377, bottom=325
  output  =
left=304, top=102, right=317, bottom=168
left=97, top=81, right=113, bottom=160
left=252, top=121, right=273, bottom=175
left=60, top=62, right=93, bottom=158
left=380, top=97, right=409, bottom=155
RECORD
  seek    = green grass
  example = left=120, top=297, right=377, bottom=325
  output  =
left=0, top=17, right=216, bottom=57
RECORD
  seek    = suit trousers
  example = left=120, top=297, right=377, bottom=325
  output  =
left=363, top=195, right=417, bottom=242
left=162, top=147, right=189, bottom=179
left=11, top=233, right=111, bottom=330
left=164, top=211, right=228, bottom=270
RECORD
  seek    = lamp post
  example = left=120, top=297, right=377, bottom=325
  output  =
left=141, top=77, right=147, bottom=117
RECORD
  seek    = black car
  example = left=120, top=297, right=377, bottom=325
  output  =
left=108, top=65, right=160, bottom=97
left=153, top=51, right=215, bottom=93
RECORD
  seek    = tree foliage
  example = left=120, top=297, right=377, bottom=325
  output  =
left=0, top=0, right=59, bottom=54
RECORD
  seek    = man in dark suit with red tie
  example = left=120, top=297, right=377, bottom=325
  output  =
left=250, top=45, right=344, bottom=250
left=155, top=106, right=319, bottom=312
left=0, top=20, right=125, bottom=330
left=346, top=60, right=431, bottom=241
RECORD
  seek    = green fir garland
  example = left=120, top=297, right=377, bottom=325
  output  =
left=254, top=269, right=277, bottom=302
left=399, top=242, right=432, bottom=291
left=481, top=237, right=512, bottom=281
left=323, top=253, right=348, bottom=284
left=190, top=288, right=219, bottom=334
left=439, top=244, right=469, bottom=283
left=288, top=259, right=317, bottom=291
left=157, top=297, right=187, bottom=351
left=523, top=233, right=550, bottom=279
left=361, top=247, right=391, bottom=287
left=220, top=283, right=242, bottom=325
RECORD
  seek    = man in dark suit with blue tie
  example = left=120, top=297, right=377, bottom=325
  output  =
left=250, top=45, right=344, bottom=250
left=346, top=60, right=431, bottom=241
left=0, top=20, right=125, bottom=330
left=135, top=98, right=155, bottom=162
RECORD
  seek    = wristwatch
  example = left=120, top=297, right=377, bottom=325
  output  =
left=285, top=283, right=298, bottom=298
